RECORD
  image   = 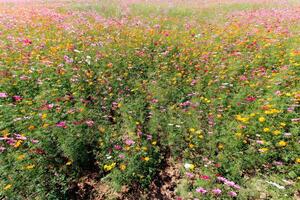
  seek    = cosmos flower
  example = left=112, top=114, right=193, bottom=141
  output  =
left=0, top=92, right=7, bottom=98
left=195, top=187, right=207, bottom=194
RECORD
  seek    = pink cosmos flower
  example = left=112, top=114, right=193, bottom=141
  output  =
left=23, top=38, right=32, bottom=45
left=217, top=176, right=228, bottom=182
left=225, top=181, right=236, bottom=187
left=85, top=120, right=94, bottom=127
left=0, top=92, right=7, bottom=98
left=233, top=184, right=241, bottom=190
left=64, top=55, right=73, bottom=63
left=0, top=146, right=6, bottom=153
left=196, top=187, right=207, bottom=194
left=114, top=145, right=122, bottom=150
left=119, top=154, right=125, bottom=159
left=125, top=139, right=135, bottom=146
left=228, top=191, right=237, bottom=197
left=15, top=134, right=27, bottom=140
left=31, top=139, right=39, bottom=144
left=212, top=188, right=222, bottom=195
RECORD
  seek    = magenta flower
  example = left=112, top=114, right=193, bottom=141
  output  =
left=228, top=191, right=237, bottom=197
left=0, top=92, right=7, bottom=98
left=212, top=188, right=222, bottom=195
left=13, top=96, right=22, bottom=101
left=196, top=187, right=207, bottom=194
left=56, top=121, right=66, bottom=127
left=114, top=145, right=122, bottom=150
left=23, top=38, right=32, bottom=45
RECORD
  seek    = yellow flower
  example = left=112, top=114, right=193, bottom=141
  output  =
left=296, top=158, right=300, bottom=164
left=14, top=140, right=22, bottom=148
left=103, top=163, right=116, bottom=171
left=41, top=113, right=47, bottom=120
left=280, top=123, right=286, bottom=127
left=218, top=144, right=224, bottom=150
left=28, top=125, right=35, bottom=131
left=120, top=164, right=126, bottom=171
left=25, top=164, right=35, bottom=170
left=259, top=117, right=266, bottom=122
left=235, top=115, right=249, bottom=123
left=142, top=146, right=148, bottom=151
left=259, top=148, right=269, bottom=153
left=98, top=127, right=105, bottom=133
left=189, top=128, right=196, bottom=133
left=189, top=143, right=195, bottom=148
left=144, top=157, right=150, bottom=161
left=17, top=154, right=25, bottom=160
left=235, top=132, right=242, bottom=138
left=66, top=161, right=72, bottom=166
left=278, top=141, right=287, bottom=147
left=42, top=123, right=49, bottom=128
left=263, top=128, right=270, bottom=132
left=152, top=141, right=157, bottom=145
left=4, top=184, right=12, bottom=190
left=272, top=130, right=281, bottom=135
left=184, top=163, right=195, bottom=171
left=1, top=129, right=9, bottom=137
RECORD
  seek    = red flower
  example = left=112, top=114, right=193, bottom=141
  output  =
left=245, top=96, right=256, bottom=102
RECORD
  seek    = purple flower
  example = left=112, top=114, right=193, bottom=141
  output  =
left=14, top=134, right=27, bottom=140
left=185, top=172, right=194, bottom=178
left=0, top=92, right=7, bottom=98
left=196, top=187, right=207, bottom=194
left=212, top=188, right=222, bottom=195
left=228, top=191, right=237, bottom=197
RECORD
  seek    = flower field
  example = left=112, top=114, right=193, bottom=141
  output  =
left=0, top=0, right=299, bottom=199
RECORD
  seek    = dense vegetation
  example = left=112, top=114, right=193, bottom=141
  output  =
left=0, top=0, right=299, bottom=199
